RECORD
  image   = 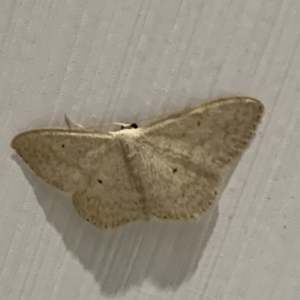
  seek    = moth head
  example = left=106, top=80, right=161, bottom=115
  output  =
left=120, top=123, right=138, bottom=130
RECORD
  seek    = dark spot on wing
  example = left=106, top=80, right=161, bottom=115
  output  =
left=173, top=168, right=177, bottom=173
left=97, top=179, right=103, bottom=184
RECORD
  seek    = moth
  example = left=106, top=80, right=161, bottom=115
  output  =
left=11, top=97, right=264, bottom=229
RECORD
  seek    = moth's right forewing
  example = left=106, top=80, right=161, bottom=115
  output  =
left=143, top=97, right=264, bottom=170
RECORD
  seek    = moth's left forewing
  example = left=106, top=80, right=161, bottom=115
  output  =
left=11, top=129, right=115, bottom=193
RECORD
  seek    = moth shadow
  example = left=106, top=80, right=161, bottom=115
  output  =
left=13, top=154, right=219, bottom=296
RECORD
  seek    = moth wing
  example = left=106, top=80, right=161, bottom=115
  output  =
left=12, top=129, right=144, bottom=228
left=125, top=138, right=220, bottom=220
left=71, top=149, right=145, bottom=229
left=143, top=97, right=264, bottom=169
left=126, top=97, right=264, bottom=220
left=11, top=129, right=114, bottom=192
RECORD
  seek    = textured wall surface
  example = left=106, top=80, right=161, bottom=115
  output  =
left=1, top=0, right=300, bottom=299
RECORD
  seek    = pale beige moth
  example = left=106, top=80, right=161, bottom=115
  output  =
left=11, top=97, right=264, bottom=229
